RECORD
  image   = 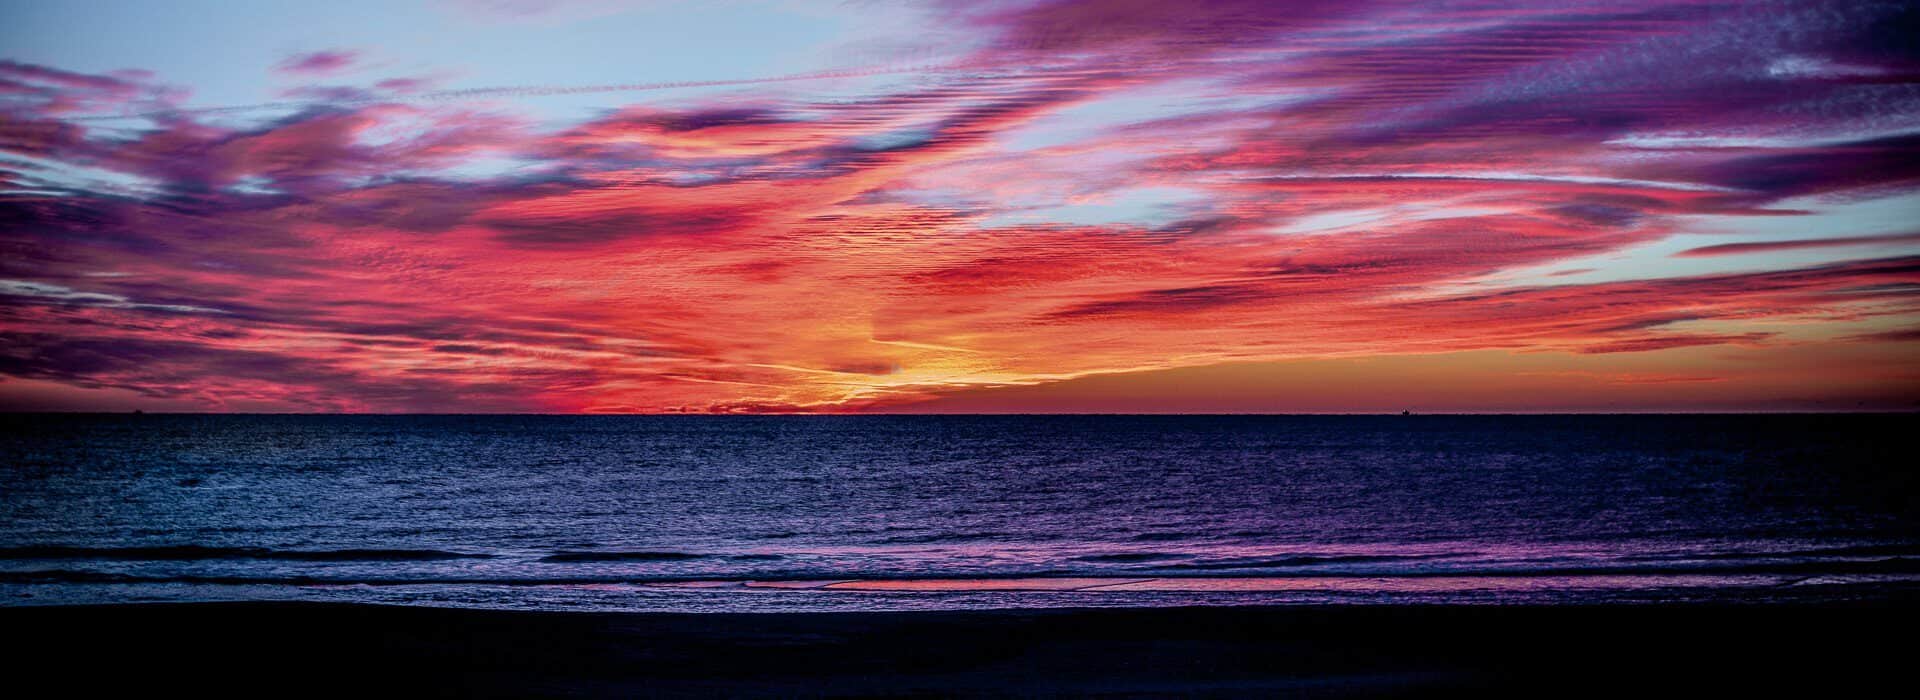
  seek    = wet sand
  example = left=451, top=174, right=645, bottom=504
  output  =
left=5, top=601, right=1912, bottom=697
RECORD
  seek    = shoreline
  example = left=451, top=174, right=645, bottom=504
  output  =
left=9, top=600, right=1914, bottom=697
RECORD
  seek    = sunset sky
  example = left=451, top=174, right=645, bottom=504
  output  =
left=3, top=0, right=1917, bottom=413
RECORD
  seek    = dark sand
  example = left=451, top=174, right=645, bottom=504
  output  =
left=6, top=601, right=1913, bottom=697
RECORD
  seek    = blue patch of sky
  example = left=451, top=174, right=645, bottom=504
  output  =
left=999, top=77, right=1312, bottom=153
left=1, top=0, right=866, bottom=126
left=976, top=186, right=1208, bottom=229
left=1476, top=192, right=1920, bottom=290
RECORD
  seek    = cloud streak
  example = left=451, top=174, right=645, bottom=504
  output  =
left=1675, top=231, right=1920, bottom=257
left=276, top=51, right=359, bottom=77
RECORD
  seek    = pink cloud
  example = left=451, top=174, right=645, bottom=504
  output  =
left=276, top=50, right=358, bottom=77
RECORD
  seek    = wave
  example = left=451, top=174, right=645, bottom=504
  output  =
left=7, top=558, right=1918, bottom=588
left=0, top=570, right=602, bottom=585
left=1072, top=553, right=1192, bottom=564
left=540, top=551, right=708, bottom=563
left=1134, top=556, right=1920, bottom=578
left=1465, top=558, right=1920, bottom=577
left=0, top=545, right=491, bottom=562
left=1155, top=554, right=1453, bottom=570
left=538, top=551, right=788, bottom=563
left=868, top=532, right=1016, bottom=545
left=1629, top=544, right=1920, bottom=562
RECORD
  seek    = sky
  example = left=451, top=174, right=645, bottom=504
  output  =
left=1, top=0, right=1917, bottom=413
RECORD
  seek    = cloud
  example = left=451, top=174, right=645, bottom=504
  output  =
left=1840, top=327, right=1920, bottom=343
left=4, top=1, right=1919, bottom=412
left=0, top=59, right=138, bottom=93
left=276, top=51, right=359, bottom=77
left=0, top=279, right=227, bottom=314
left=1675, top=230, right=1920, bottom=257
left=1576, top=333, right=1773, bottom=355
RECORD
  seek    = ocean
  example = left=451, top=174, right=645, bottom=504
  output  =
left=3, top=414, right=1914, bottom=612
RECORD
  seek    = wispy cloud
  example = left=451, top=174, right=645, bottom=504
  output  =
left=275, top=50, right=359, bottom=77
left=1675, top=231, right=1920, bottom=257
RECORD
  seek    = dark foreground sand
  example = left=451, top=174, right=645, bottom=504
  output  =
left=6, top=601, right=1913, bottom=697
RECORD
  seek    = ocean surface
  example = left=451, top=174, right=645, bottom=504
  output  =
left=2, top=414, right=1915, bottom=612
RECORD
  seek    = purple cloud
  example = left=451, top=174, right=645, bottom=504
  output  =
left=276, top=50, right=358, bottom=77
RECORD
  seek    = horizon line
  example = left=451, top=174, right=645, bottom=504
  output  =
left=3, top=410, right=1914, bottom=417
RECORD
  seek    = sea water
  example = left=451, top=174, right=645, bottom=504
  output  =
left=3, top=414, right=1914, bottom=611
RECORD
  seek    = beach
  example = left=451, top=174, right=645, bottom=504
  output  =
left=7, top=601, right=1912, bottom=697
